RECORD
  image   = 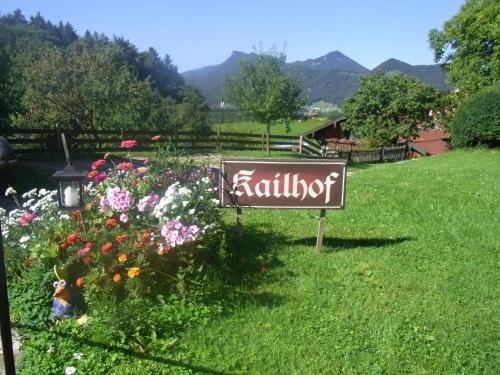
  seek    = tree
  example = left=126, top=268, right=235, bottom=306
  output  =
left=343, top=72, right=441, bottom=147
left=428, top=0, right=500, bottom=94
left=14, top=42, right=172, bottom=131
left=449, top=82, right=500, bottom=148
left=223, top=50, right=306, bottom=155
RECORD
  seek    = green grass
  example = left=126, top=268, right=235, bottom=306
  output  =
left=212, top=118, right=327, bottom=136
left=172, top=149, right=499, bottom=374
left=12, top=149, right=500, bottom=374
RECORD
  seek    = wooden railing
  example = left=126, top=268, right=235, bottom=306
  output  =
left=1, top=127, right=300, bottom=153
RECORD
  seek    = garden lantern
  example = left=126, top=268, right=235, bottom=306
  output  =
left=52, top=163, right=86, bottom=210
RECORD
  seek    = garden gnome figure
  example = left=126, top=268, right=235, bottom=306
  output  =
left=52, top=279, right=72, bottom=320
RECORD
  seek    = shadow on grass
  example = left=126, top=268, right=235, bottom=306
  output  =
left=288, top=236, right=412, bottom=252
left=14, top=322, right=231, bottom=375
left=212, top=223, right=287, bottom=306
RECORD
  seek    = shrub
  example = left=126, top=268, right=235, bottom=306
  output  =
left=450, top=82, right=500, bottom=148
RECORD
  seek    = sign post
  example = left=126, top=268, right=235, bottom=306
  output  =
left=220, top=159, right=347, bottom=252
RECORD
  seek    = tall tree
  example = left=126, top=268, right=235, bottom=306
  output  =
left=428, top=0, right=500, bottom=94
left=223, top=50, right=306, bottom=155
left=343, top=73, right=441, bottom=147
left=14, top=42, right=166, bottom=131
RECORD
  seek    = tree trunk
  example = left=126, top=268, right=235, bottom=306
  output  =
left=266, top=122, right=270, bottom=156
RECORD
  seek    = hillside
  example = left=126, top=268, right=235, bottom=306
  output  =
left=183, top=51, right=448, bottom=107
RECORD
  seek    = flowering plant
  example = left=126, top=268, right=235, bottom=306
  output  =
left=1, top=142, right=222, bottom=314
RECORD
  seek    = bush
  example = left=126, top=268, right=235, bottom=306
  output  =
left=450, top=82, right=500, bottom=148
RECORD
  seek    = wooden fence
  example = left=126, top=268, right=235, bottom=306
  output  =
left=1, top=127, right=300, bottom=153
left=1, top=127, right=411, bottom=163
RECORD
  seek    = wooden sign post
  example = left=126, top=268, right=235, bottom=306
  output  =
left=220, top=159, right=347, bottom=253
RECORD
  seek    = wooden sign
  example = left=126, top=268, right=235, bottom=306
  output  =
left=220, top=159, right=346, bottom=209
left=219, top=159, right=347, bottom=253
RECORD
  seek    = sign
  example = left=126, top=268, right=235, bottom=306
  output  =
left=220, top=159, right=346, bottom=209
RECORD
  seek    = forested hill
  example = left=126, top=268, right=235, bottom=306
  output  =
left=0, top=10, right=208, bottom=132
left=183, top=51, right=448, bottom=107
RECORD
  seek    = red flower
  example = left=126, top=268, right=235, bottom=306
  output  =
left=120, top=140, right=137, bottom=149
left=101, top=242, right=113, bottom=254
left=59, top=242, right=68, bottom=251
left=116, top=162, right=133, bottom=170
left=92, top=159, right=106, bottom=169
left=105, top=218, right=118, bottom=228
left=66, top=233, right=81, bottom=245
left=87, top=170, right=99, bottom=179
left=75, top=277, right=85, bottom=288
left=115, top=235, right=128, bottom=243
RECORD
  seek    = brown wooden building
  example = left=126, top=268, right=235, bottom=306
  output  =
left=301, top=118, right=348, bottom=146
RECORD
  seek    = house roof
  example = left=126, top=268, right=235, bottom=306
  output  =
left=412, top=129, right=449, bottom=156
left=301, top=117, right=346, bottom=137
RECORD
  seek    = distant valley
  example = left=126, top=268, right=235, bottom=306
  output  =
left=182, top=50, right=448, bottom=108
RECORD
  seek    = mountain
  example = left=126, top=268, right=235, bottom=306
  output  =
left=182, top=51, right=448, bottom=107
left=288, top=50, right=369, bottom=73
left=372, top=58, right=448, bottom=91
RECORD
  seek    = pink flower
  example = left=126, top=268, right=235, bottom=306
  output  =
left=160, top=220, right=199, bottom=248
left=119, top=213, right=128, bottom=223
left=116, top=162, right=133, bottom=170
left=137, top=193, right=159, bottom=212
left=77, top=246, right=91, bottom=257
left=143, top=159, right=150, bottom=166
left=19, top=213, right=36, bottom=226
left=91, top=159, right=106, bottom=170
left=94, top=173, right=107, bottom=183
left=120, top=140, right=137, bottom=149
left=106, top=187, right=133, bottom=212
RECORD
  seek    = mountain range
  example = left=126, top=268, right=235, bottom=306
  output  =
left=182, top=51, right=448, bottom=108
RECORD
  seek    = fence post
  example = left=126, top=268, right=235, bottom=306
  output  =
left=261, top=133, right=265, bottom=152
left=55, top=123, right=62, bottom=152
left=348, top=147, right=352, bottom=162
left=299, top=135, right=303, bottom=154
left=380, top=147, right=384, bottom=162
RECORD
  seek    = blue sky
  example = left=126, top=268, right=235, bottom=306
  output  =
left=1, top=0, right=464, bottom=72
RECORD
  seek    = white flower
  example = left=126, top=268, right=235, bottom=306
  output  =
left=38, top=188, right=48, bottom=196
left=211, top=199, right=219, bottom=205
left=47, top=346, right=55, bottom=353
left=65, top=366, right=77, bottom=375
left=73, top=353, right=83, bottom=360
left=19, top=236, right=30, bottom=243
left=182, top=201, right=189, bottom=207
left=5, top=187, right=16, bottom=197
left=188, top=209, right=195, bottom=215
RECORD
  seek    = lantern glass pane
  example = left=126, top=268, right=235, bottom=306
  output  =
left=59, top=181, right=81, bottom=208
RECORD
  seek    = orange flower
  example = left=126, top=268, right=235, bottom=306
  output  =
left=141, top=231, right=151, bottom=242
left=85, top=202, right=96, bottom=211
left=156, top=246, right=170, bottom=256
left=129, top=179, right=138, bottom=187
left=151, top=135, right=161, bottom=141
left=101, top=242, right=113, bottom=254
left=81, top=256, right=91, bottom=265
left=127, top=267, right=140, bottom=278
left=113, top=273, right=121, bottom=282
left=24, top=257, right=36, bottom=266
left=85, top=242, right=93, bottom=249
left=115, top=235, right=128, bottom=243
left=118, top=254, right=128, bottom=264
left=69, top=210, right=80, bottom=219
left=134, top=167, right=148, bottom=176
left=75, top=276, right=85, bottom=288
left=87, top=170, right=99, bottom=179
left=105, top=218, right=118, bottom=227
left=59, top=242, right=68, bottom=251
left=66, top=232, right=81, bottom=245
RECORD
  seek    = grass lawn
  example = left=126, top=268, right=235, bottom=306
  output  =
left=11, top=149, right=499, bottom=374
left=212, top=118, right=327, bottom=136
left=166, top=149, right=498, bottom=374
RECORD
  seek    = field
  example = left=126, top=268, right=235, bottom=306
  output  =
left=10, top=148, right=499, bottom=374
left=211, top=118, right=327, bottom=136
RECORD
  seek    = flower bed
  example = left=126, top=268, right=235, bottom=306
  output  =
left=1, top=142, right=224, bottom=372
